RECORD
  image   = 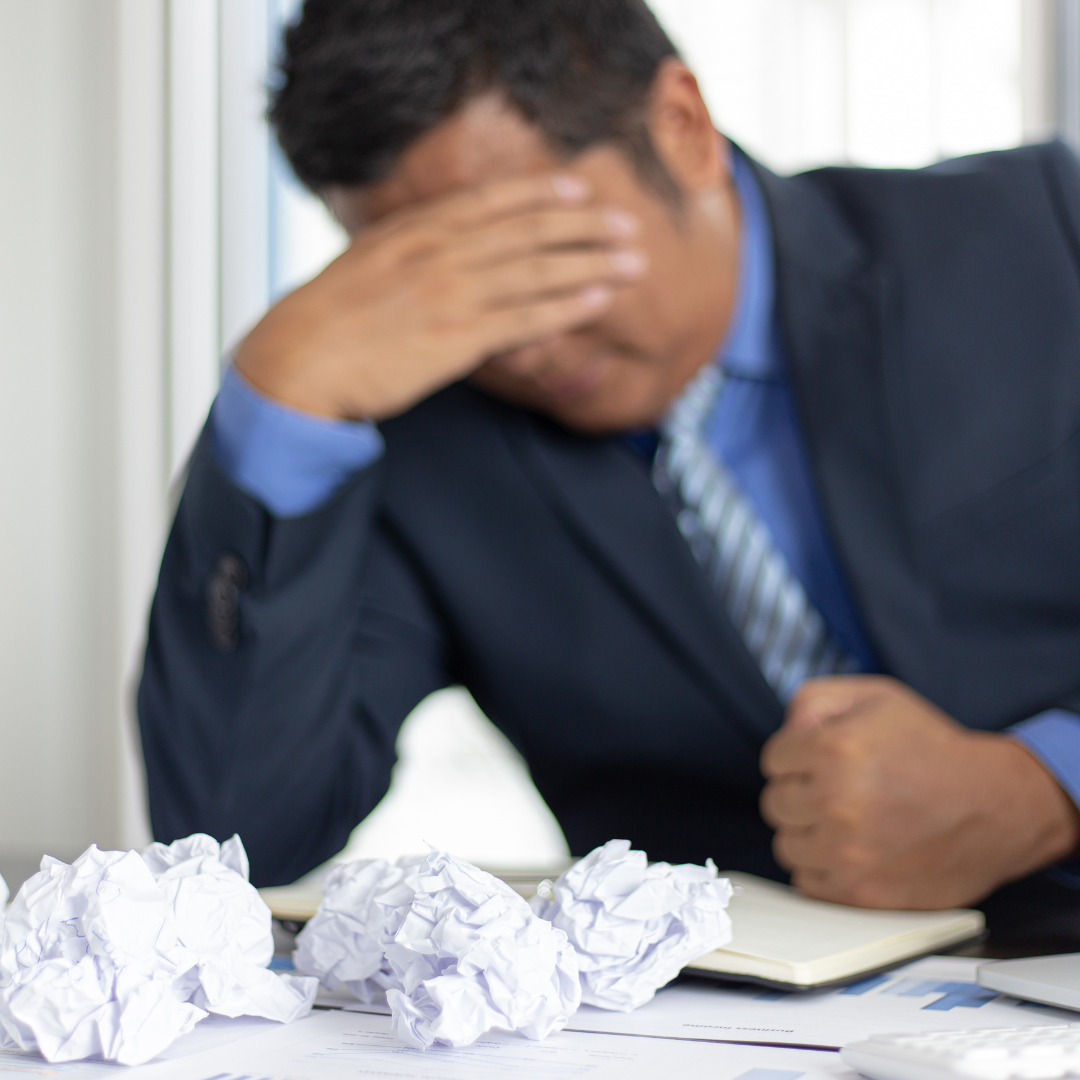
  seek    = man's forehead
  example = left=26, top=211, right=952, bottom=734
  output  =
left=329, top=93, right=559, bottom=232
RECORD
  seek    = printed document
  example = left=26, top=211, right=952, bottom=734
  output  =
left=130, top=1008, right=857, bottom=1080
left=3, top=955, right=1073, bottom=1078
left=0, top=1014, right=280, bottom=1078
left=565, top=957, right=1079, bottom=1048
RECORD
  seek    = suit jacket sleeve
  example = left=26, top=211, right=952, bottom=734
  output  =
left=1043, top=140, right=1080, bottom=717
left=138, top=426, right=450, bottom=886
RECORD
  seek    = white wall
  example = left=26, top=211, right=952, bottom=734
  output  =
left=0, top=0, right=166, bottom=873
left=0, top=1, right=120, bottom=860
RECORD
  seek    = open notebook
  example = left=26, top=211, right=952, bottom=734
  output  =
left=260, top=867, right=984, bottom=992
left=685, top=872, right=985, bottom=990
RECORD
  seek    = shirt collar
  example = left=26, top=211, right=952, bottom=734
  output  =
left=716, top=147, right=780, bottom=381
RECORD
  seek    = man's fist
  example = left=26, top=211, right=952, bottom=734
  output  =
left=759, top=676, right=1080, bottom=910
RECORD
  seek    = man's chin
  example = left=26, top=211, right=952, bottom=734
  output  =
left=470, top=363, right=663, bottom=435
left=533, top=386, right=665, bottom=436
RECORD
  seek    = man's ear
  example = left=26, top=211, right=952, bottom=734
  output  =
left=646, top=58, right=726, bottom=193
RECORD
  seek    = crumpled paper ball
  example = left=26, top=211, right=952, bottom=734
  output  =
left=0, top=835, right=317, bottom=1065
left=383, top=851, right=581, bottom=1049
left=296, top=850, right=580, bottom=1049
left=0, top=872, right=7, bottom=936
left=142, top=834, right=316, bottom=1022
left=530, top=839, right=734, bottom=1011
left=0, top=846, right=206, bottom=1065
left=293, top=856, right=419, bottom=1003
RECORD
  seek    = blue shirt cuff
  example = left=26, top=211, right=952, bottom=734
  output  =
left=1011, top=710, right=1080, bottom=887
left=210, top=365, right=384, bottom=517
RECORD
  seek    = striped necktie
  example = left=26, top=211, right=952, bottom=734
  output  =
left=652, top=362, right=857, bottom=703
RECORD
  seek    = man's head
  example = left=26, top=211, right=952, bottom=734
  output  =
left=271, top=0, right=741, bottom=432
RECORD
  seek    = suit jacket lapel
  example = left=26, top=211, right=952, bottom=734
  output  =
left=505, top=412, right=783, bottom=747
left=754, top=162, right=941, bottom=691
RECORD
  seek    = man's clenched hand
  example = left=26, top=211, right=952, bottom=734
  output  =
left=759, top=676, right=1080, bottom=909
left=234, top=173, right=645, bottom=422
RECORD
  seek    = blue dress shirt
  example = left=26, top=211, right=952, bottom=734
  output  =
left=211, top=366, right=383, bottom=518
left=209, top=154, right=1080, bottom=840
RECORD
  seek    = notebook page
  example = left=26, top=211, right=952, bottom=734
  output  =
left=717, top=873, right=977, bottom=964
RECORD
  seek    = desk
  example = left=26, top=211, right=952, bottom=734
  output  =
left=964, top=871, right=1080, bottom=959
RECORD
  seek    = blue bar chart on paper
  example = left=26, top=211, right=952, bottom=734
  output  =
left=842, top=975, right=999, bottom=1012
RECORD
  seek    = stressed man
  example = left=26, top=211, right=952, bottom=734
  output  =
left=139, top=0, right=1080, bottom=918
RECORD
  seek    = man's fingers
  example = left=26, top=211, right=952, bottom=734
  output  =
left=791, top=865, right=912, bottom=909
left=759, top=722, right=822, bottom=778
left=456, top=205, right=640, bottom=269
left=474, top=246, right=647, bottom=306
left=439, top=172, right=592, bottom=229
left=759, top=775, right=821, bottom=827
left=771, top=825, right=821, bottom=871
left=773, top=824, right=874, bottom=873
left=784, top=675, right=895, bottom=730
left=789, top=866, right=858, bottom=904
left=474, top=285, right=616, bottom=355
left=368, top=173, right=597, bottom=263
left=784, top=676, right=865, bottom=730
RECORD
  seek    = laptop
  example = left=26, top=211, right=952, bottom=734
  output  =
left=978, top=953, right=1080, bottom=1012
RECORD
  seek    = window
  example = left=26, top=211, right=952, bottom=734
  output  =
left=651, top=0, right=1025, bottom=171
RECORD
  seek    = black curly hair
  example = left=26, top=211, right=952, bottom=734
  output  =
left=269, top=0, right=681, bottom=199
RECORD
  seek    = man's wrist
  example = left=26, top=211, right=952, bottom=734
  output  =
left=233, top=333, right=353, bottom=422
left=994, top=734, right=1080, bottom=869
left=1009, top=710, right=1080, bottom=882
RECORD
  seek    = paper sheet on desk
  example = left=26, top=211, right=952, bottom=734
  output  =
left=124, top=1005, right=857, bottom=1080
left=0, top=1013, right=281, bottom=1078
left=562, top=956, right=1080, bottom=1049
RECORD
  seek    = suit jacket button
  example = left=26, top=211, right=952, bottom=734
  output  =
left=207, top=553, right=247, bottom=653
